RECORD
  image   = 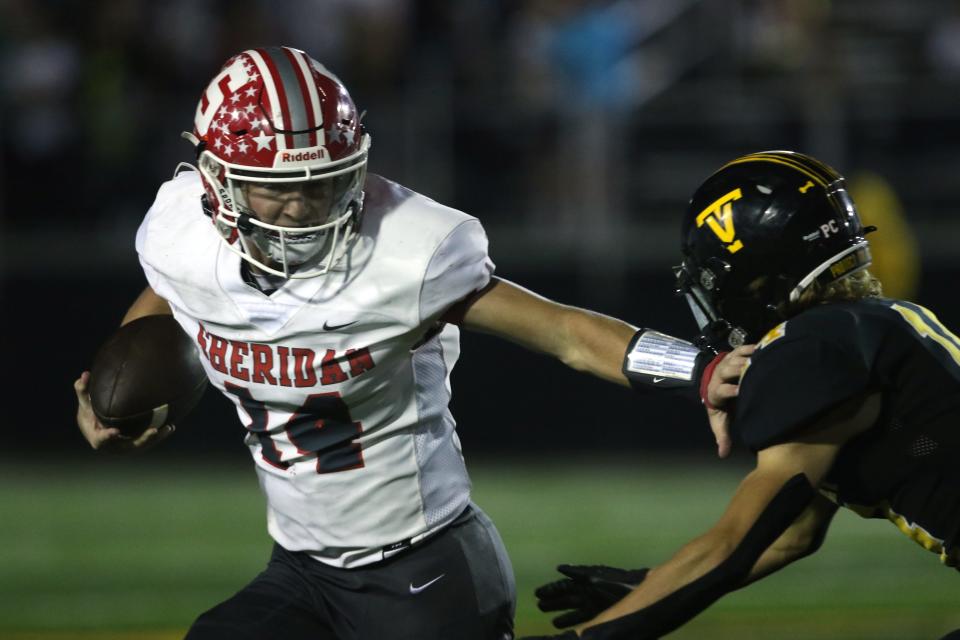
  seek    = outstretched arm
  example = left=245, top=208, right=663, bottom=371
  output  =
left=460, top=277, right=749, bottom=454
left=741, top=490, right=838, bottom=585
left=460, top=277, right=638, bottom=386
left=566, top=393, right=880, bottom=639
left=460, top=277, right=749, bottom=393
left=529, top=492, right=835, bottom=637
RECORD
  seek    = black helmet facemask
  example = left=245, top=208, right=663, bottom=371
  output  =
left=676, top=258, right=785, bottom=349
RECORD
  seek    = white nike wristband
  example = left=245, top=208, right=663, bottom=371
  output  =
left=622, top=329, right=707, bottom=393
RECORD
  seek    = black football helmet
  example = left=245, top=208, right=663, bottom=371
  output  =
left=676, top=150, right=873, bottom=350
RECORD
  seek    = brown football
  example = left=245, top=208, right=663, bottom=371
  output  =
left=88, top=314, right=208, bottom=437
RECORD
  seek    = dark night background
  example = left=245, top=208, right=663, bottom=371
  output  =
left=4, top=0, right=960, bottom=459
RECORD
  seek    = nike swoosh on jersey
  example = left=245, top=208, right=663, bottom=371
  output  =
left=652, top=376, right=666, bottom=383
left=323, top=319, right=358, bottom=331
left=409, top=574, right=445, bottom=594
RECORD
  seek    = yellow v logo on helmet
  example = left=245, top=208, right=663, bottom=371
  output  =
left=695, top=188, right=744, bottom=254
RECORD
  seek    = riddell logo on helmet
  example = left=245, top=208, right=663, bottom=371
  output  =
left=282, top=150, right=323, bottom=162
left=275, top=146, right=330, bottom=167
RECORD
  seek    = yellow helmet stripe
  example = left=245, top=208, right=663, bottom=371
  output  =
left=720, top=154, right=831, bottom=189
left=750, top=152, right=838, bottom=181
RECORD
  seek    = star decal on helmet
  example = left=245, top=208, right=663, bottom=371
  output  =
left=253, top=130, right=273, bottom=151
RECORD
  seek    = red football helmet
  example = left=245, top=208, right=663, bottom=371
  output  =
left=185, top=46, right=371, bottom=278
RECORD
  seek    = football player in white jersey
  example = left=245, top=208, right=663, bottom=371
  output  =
left=73, top=47, right=750, bottom=640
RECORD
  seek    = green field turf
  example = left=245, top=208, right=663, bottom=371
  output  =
left=1, top=455, right=957, bottom=639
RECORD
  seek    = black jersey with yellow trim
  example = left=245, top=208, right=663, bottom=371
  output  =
left=734, top=297, right=960, bottom=567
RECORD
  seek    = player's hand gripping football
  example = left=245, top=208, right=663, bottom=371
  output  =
left=74, top=371, right=174, bottom=452
left=703, top=344, right=755, bottom=458
left=535, top=564, right=649, bottom=629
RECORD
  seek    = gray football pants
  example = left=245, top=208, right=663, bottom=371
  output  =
left=184, top=503, right=516, bottom=640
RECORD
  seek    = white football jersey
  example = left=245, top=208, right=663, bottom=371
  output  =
left=136, top=170, right=494, bottom=567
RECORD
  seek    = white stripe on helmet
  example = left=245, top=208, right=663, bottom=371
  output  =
left=245, top=49, right=287, bottom=151
left=288, top=47, right=325, bottom=147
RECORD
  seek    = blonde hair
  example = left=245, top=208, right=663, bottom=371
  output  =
left=790, top=269, right=883, bottom=315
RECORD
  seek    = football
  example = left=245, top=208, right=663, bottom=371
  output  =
left=88, top=314, right=208, bottom=437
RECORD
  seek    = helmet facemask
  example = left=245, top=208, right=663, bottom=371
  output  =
left=675, top=259, right=765, bottom=349
left=198, top=135, right=369, bottom=279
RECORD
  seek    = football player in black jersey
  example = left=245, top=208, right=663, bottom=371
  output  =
left=523, top=151, right=960, bottom=640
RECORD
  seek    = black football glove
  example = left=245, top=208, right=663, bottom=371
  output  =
left=535, top=564, right=649, bottom=629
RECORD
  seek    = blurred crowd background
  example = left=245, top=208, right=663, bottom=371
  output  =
left=4, top=0, right=960, bottom=454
